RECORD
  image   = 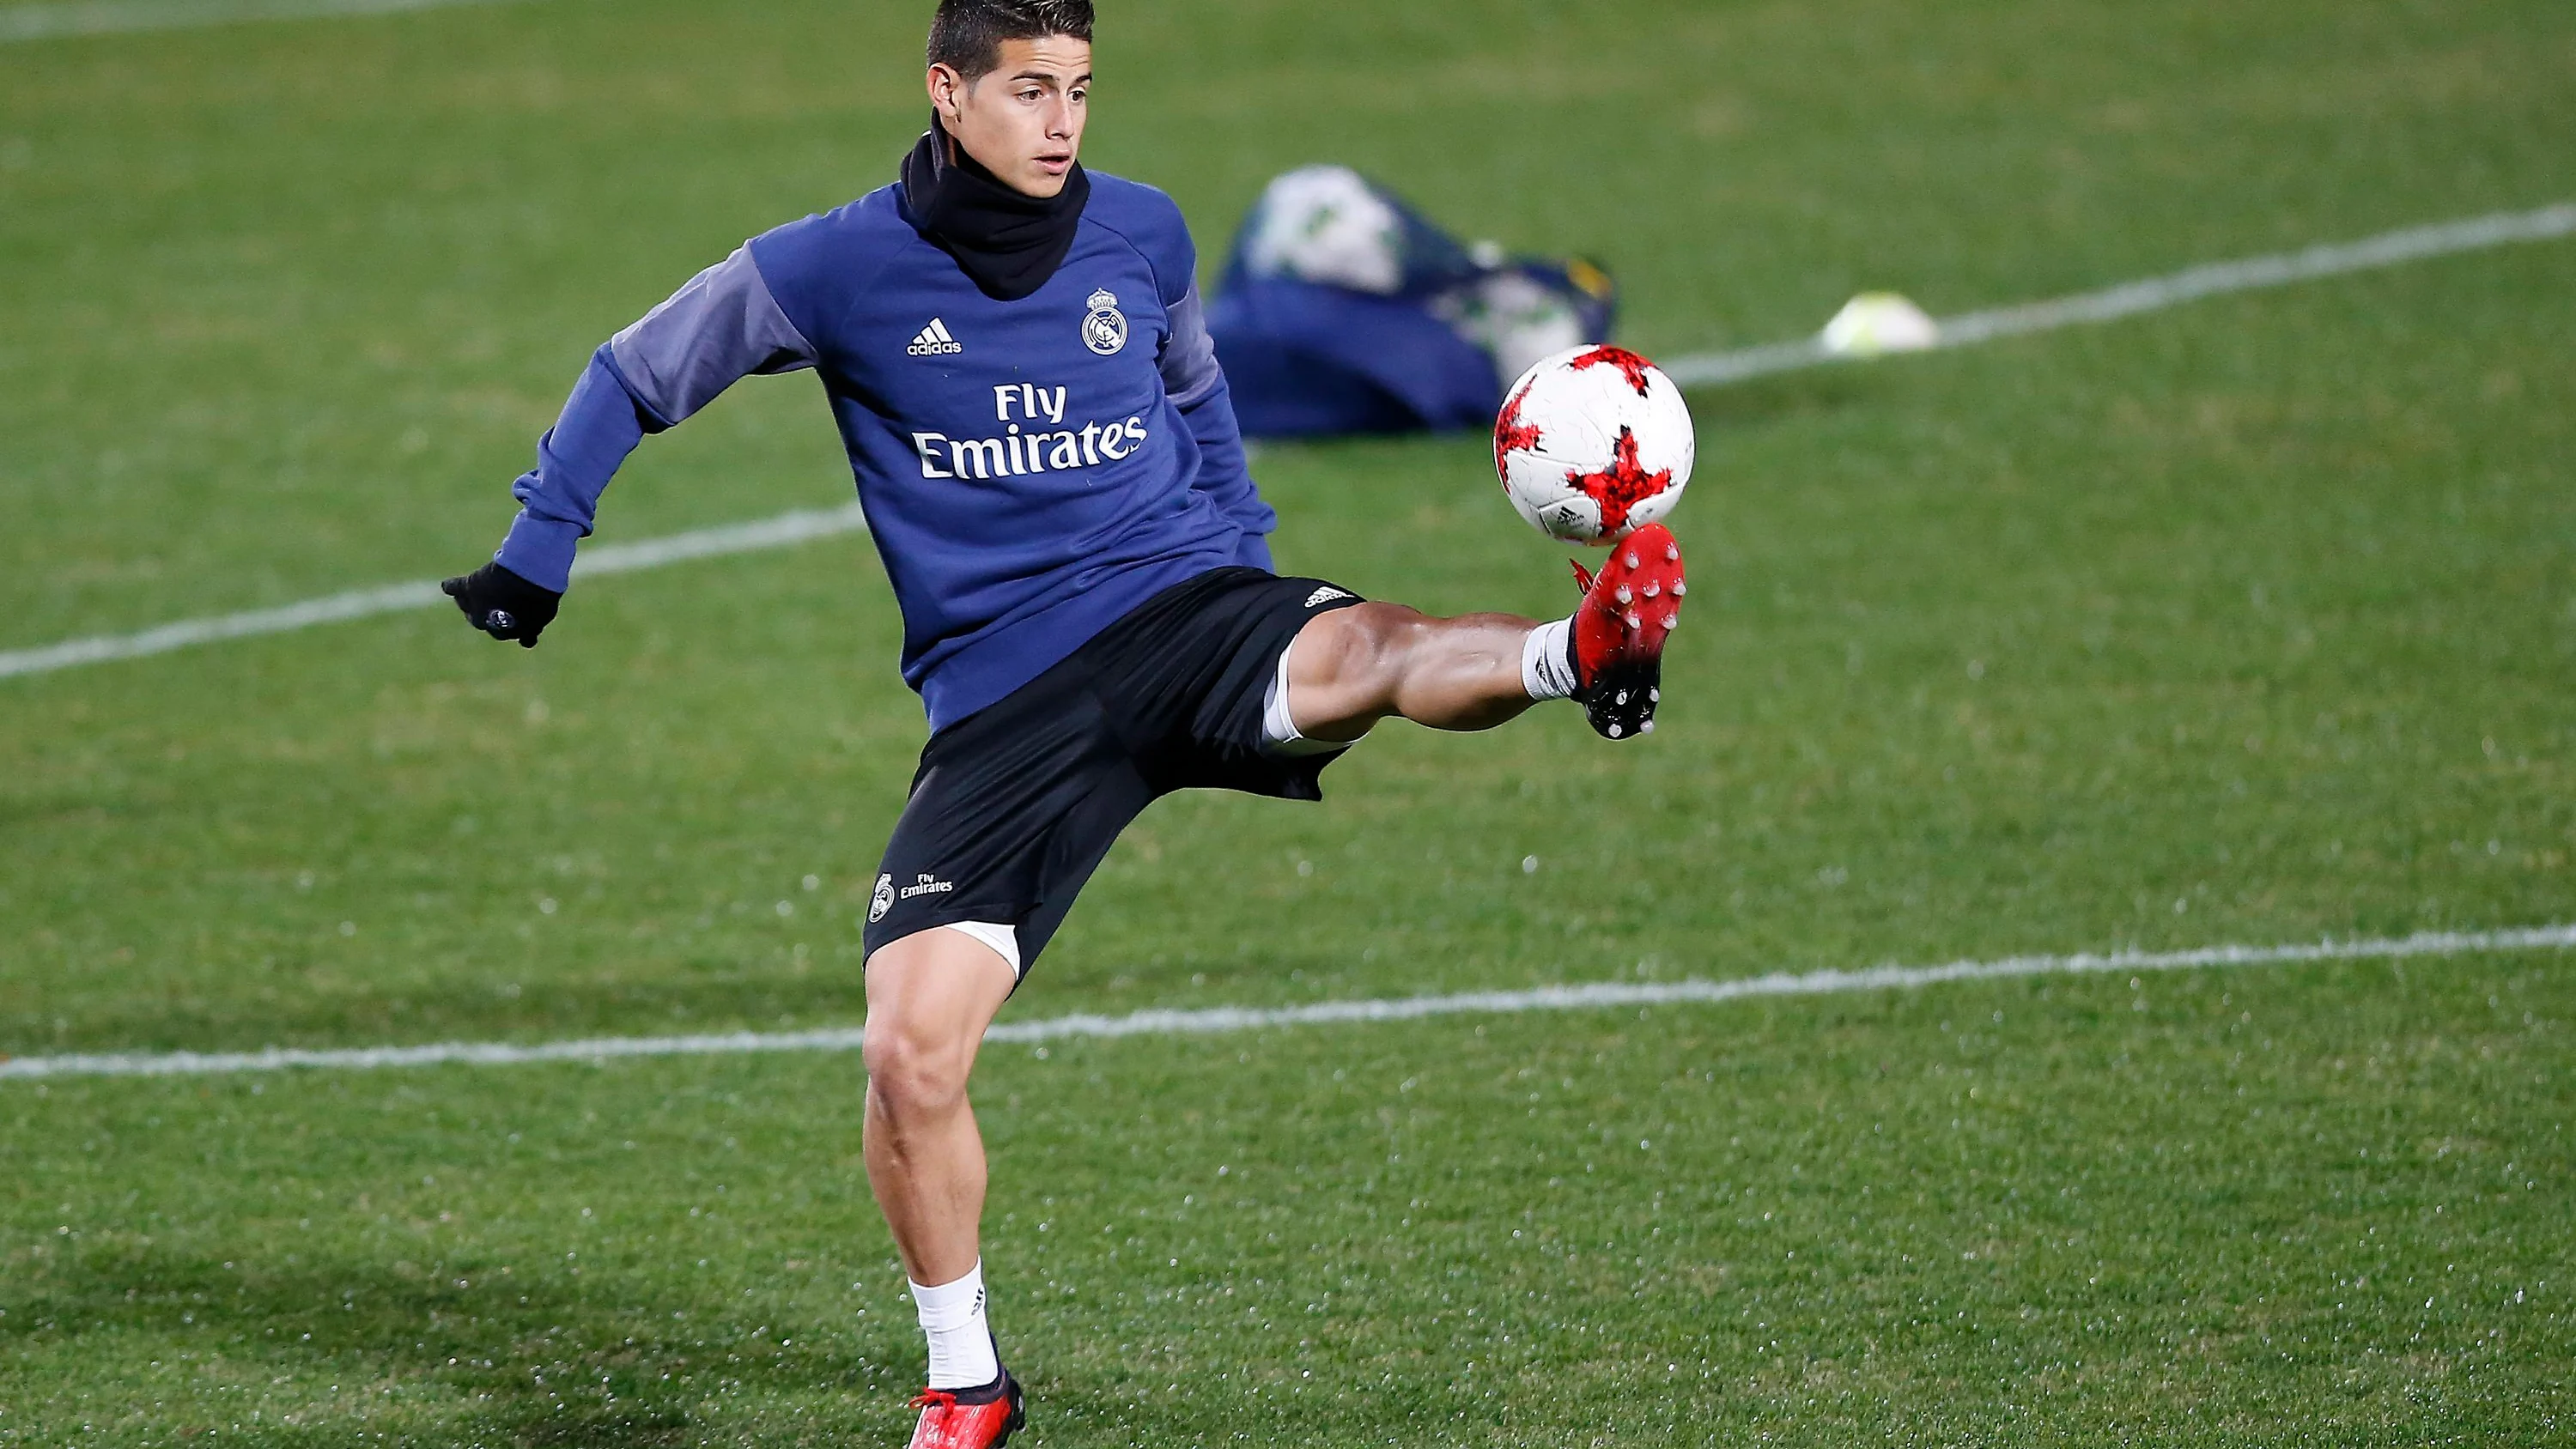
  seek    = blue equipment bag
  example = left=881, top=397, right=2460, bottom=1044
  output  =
left=1206, top=167, right=1618, bottom=439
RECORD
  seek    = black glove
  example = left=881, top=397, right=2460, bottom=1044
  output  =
left=440, top=562, right=562, bottom=648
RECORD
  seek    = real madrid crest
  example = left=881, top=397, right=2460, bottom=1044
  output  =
left=1082, top=288, right=1129, bottom=356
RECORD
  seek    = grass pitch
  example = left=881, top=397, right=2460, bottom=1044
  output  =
left=3, top=0, right=2573, bottom=1443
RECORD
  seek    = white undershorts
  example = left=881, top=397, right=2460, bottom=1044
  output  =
left=1260, top=634, right=1356, bottom=758
left=934, top=920, right=1024, bottom=979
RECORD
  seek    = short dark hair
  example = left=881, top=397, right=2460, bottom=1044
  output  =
left=927, top=0, right=1095, bottom=81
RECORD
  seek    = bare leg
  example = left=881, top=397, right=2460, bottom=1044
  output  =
left=862, top=929, right=1019, bottom=1286
left=1285, top=603, right=1543, bottom=743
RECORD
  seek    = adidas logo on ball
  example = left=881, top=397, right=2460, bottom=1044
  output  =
left=907, top=318, right=963, bottom=357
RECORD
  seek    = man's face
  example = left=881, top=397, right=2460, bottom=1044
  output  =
left=928, top=36, right=1092, bottom=200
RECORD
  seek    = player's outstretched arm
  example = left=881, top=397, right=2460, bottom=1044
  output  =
left=446, top=246, right=817, bottom=646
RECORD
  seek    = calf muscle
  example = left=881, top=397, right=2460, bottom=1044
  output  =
left=1288, top=603, right=1540, bottom=741
left=862, top=930, right=1018, bottom=1288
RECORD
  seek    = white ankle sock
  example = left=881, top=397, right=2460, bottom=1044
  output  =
left=911, top=1261, right=999, bottom=1390
left=1522, top=617, right=1579, bottom=700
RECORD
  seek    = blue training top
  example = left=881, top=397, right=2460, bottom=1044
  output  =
left=492, top=171, right=1277, bottom=731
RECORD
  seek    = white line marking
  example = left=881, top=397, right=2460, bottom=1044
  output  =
left=4, top=203, right=2570, bottom=684
left=3, top=924, right=2567, bottom=1083
left=0, top=503, right=869, bottom=682
left=0, top=0, right=528, bottom=44
left=1662, top=202, right=2576, bottom=387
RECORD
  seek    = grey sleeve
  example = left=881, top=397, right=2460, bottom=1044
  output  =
left=607, top=246, right=817, bottom=427
left=1159, top=283, right=1224, bottom=410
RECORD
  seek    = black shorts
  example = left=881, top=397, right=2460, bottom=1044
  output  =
left=861, top=567, right=1367, bottom=978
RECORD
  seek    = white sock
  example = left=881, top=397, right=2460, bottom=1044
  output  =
left=911, top=1261, right=999, bottom=1390
left=1522, top=617, right=1579, bottom=700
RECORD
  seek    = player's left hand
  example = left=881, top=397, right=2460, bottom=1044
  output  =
left=440, top=562, right=562, bottom=648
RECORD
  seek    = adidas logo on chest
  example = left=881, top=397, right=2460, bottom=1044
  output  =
left=907, top=318, right=963, bottom=357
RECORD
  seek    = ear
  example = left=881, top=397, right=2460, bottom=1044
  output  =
left=926, top=63, right=966, bottom=127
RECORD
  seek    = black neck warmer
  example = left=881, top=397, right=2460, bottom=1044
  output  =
left=899, top=118, right=1091, bottom=302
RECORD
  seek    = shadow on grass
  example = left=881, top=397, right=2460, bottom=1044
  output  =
left=4, top=1244, right=912, bottom=1446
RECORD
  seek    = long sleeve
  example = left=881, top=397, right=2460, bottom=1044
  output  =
left=1159, top=282, right=1277, bottom=571
left=495, top=246, right=817, bottom=591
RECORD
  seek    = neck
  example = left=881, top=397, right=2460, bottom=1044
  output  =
left=901, top=115, right=1090, bottom=302
left=942, top=126, right=997, bottom=189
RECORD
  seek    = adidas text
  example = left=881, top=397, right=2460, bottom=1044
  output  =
left=907, top=319, right=963, bottom=357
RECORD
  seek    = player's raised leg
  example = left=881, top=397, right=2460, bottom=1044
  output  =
left=863, top=928, right=1027, bottom=1448
left=1285, top=523, right=1688, bottom=745
left=1283, top=605, right=1545, bottom=737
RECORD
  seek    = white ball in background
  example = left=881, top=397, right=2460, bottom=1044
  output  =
left=1492, top=346, right=1697, bottom=545
left=1241, top=165, right=1405, bottom=296
left=1820, top=292, right=1941, bottom=357
left=1434, top=270, right=1591, bottom=388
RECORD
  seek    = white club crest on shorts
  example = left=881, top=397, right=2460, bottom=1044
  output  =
left=869, top=873, right=895, bottom=924
left=1083, top=288, right=1129, bottom=356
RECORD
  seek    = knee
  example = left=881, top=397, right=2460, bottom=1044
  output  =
left=863, top=1019, right=972, bottom=1119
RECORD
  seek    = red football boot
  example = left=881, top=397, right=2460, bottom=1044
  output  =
left=904, top=1370, right=1024, bottom=1449
left=1566, top=522, right=1686, bottom=741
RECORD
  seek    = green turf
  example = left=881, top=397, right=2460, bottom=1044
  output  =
left=3, top=0, right=2574, bottom=1441
left=5, top=959, right=2571, bottom=1445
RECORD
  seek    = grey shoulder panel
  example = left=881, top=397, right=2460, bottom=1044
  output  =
left=1161, top=283, right=1224, bottom=410
left=609, top=246, right=817, bottom=426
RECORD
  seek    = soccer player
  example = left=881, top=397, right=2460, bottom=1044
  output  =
left=440, top=3, right=1684, bottom=1444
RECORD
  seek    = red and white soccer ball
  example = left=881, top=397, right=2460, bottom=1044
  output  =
left=1492, top=345, right=1696, bottom=545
